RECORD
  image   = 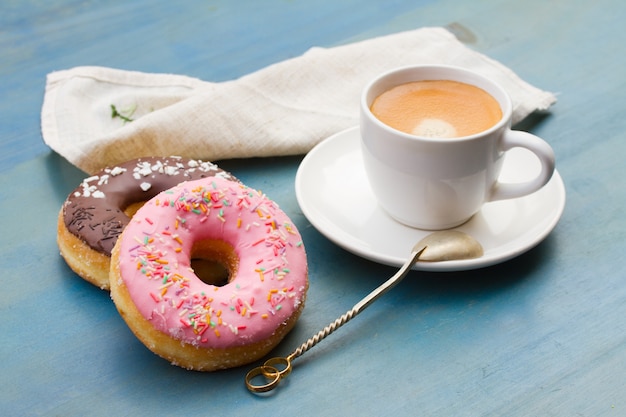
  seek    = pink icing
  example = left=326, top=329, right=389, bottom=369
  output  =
left=116, top=177, right=308, bottom=348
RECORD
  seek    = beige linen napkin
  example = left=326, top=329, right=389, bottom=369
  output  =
left=41, top=27, right=556, bottom=174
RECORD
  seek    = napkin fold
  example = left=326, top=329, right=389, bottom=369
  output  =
left=41, top=27, right=556, bottom=174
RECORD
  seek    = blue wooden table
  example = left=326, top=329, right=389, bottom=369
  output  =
left=2, top=1, right=625, bottom=415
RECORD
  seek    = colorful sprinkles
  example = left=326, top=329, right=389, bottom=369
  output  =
left=121, top=178, right=306, bottom=345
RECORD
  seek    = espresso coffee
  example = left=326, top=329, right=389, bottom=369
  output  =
left=370, top=80, right=502, bottom=138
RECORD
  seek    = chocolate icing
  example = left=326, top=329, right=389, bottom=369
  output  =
left=63, top=156, right=236, bottom=255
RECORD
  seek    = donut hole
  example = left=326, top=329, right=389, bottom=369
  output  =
left=190, top=240, right=239, bottom=287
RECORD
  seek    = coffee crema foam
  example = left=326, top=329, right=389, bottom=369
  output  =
left=370, top=80, right=502, bottom=138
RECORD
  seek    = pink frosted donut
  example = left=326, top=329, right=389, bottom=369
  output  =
left=110, top=176, right=308, bottom=371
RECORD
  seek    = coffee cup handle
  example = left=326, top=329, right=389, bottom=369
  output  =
left=489, top=130, right=556, bottom=201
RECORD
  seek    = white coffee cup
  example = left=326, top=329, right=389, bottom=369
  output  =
left=360, top=65, right=555, bottom=230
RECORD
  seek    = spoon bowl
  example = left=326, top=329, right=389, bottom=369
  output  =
left=415, top=230, right=484, bottom=261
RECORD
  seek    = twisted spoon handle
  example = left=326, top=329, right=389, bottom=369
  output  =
left=288, top=246, right=426, bottom=361
left=245, top=246, right=426, bottom=393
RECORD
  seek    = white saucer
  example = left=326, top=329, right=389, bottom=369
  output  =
left=295, top=126, right=566, bottom=272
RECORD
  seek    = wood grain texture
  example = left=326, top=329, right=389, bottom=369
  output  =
left=1, top=0, right=625, bottom=415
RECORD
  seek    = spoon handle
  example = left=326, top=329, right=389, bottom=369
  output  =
left=290, top=246, right=426, bottom=361
left=245, top=246, right=426, bottom=393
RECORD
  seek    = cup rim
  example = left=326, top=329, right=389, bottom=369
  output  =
left=361, top=64, right=513, bottom=142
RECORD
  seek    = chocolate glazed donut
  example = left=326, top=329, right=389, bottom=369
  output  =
left=57, top=156, right=237, bottom=289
